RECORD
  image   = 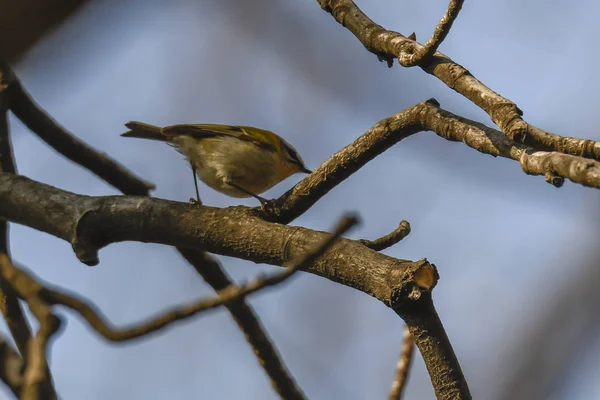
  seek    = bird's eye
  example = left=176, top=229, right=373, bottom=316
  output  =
left=286, top=147, right=302, bottom=166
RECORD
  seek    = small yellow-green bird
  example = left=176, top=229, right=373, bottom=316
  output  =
left=121, top=122, right=311, bottom=205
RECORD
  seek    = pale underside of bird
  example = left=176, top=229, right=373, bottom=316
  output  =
left=121, top=122, right=311, bottom=205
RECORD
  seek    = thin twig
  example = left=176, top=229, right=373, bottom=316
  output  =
left=388, top=325, right=415, bottom=400
left=360, top=221, right=410, bottom=251
left=0, top=57, right=154, bottom=196
left=399, top=0, right=464, bottom=67
left=0, top=217, right=357, bottom=344
left=20, top=304, right=61, bottom=400
left=178, top=249, right=307, bottom=400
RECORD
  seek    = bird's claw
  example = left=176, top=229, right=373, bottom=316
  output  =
left=189, top=198, right=203, bottom=206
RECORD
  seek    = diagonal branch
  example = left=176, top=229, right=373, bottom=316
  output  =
left=0, top=216, right=355, bottom=344
left=0, top=58, right=154, bottom=196
left=0, top=334, right=23, bottom=397
left=269, top=99, right=600, bottom=224
left=400, top=0, right=464, bottom=67
left=388, top=325, right=415, bottom=400
left=178, top=249, right=307, bottom=400
left=316, top=0, right=600, bottom=161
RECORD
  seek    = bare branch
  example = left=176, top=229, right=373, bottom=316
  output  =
left=0, top=71, right=44, bottom=387
left=0, top=174, right=472, bottom=397
left=178, top=249, right=306, bottom=400
left=0, top=58, right=154, bottom=196
left=360, top=221, right=411, bottom=251
left=268, top=101, right=427, bottom=223
left=421, top=102, right=600, bottom=189
left=20, top=305, right=61, bottom=400
left=0, top=216, right=356, bottom=344
left=388, top=325, right=415, bottom=400
left=269, top=99, right=600, bottom=225
left=0, top=334, right=23, bottom=397
left=316, top=0, right=600, bottom=161
left=1, top=64, right=305, bottom=400
left=399, top=0, right=464, bottom=67
left=0, top=257, right=60, bottom=400
left=394, top=292, right=470, bottom=399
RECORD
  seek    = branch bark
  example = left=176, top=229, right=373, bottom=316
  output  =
left=0, top=217, right=355, bottom=343
left=1, top=70, right=58, bottom=400
left=316, top=0, right=600, bottom=160
left=177, top=250, right=306, bottom=400
left=0, top=58, right=154, bottom=196
left=388, top=325, right=414, bottom=400
left=399, top=0, right=464, bottom=67
left=0, top=334, right=23, bottom=397
left=0, top=60, right=303, bottom=399
left=0, top=173, right=471, bottom=398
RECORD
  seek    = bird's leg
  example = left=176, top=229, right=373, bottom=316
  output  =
left=189, top=162, right=202, bottom=205
left=224, top=178, right=268, bottom=208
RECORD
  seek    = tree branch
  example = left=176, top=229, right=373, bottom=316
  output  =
left=316, top=0, right=600, bottom=160
left=0, top=217, right=355, bottom=345
left=178, top=249, right=307, bottom=400
left=1, top=70, right=58, bottom=400
left=0, top=173, right=472, bottom=398
left=0, top=58, right=154, bottom=196
left=360, top=221, right=411, bottom=251
left=0, top=62, right=305, bottom=400
left=269, top=99, right=600, bottom=226
left=399, top=0, right=464, bottom=67
left=0, top=334, right=23, bottom=398
left=388, top=325, right=414, bottom=400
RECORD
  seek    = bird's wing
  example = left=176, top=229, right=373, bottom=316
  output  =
left=161, top=124, right=276, bottom=151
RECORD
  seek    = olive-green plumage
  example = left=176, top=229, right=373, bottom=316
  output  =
left=121, top=121, right=310, bottom=203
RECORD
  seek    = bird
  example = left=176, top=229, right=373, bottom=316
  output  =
left=121, top=121, right=311, bottom=206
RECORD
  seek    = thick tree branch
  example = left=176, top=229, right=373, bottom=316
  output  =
left=0, top=62, right=303, bottom=400
left=316, top=0, right=600, bottom=160
left=399, top=0, right=464, bottom=67
left=0, top=58, right=154, bottom=196
left=394, top=292, right=470, bottom=399
left=0, top=217, right=355, bottom=345
left=178, top=250, right=307, bottom=400
left=388, top=325, right=414, bottom=400
left=0, top=174, right=471, bottom=398
left=0, top=174, right=429, bottom=303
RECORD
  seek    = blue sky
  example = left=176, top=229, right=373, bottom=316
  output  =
left=4, top=0, right=600, bottom=398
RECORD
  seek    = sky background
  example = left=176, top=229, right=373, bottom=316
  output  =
left=3, top=0, right=600, bottom=398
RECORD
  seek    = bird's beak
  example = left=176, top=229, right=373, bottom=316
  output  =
left=300, top=166, right=312, bottom=174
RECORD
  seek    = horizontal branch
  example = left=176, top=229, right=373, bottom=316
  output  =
left=317, top=0, right=600, bottom=161
left=0, top=217, right=354, bottom=345
left=0, top=174, right=432, bottom=307
left=0, top=58, right=154, bottom=196
left=177, top=249, right=306, bottom=400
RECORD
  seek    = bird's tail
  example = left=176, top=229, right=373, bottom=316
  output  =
left=121, top=121, right=168, bottom=141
